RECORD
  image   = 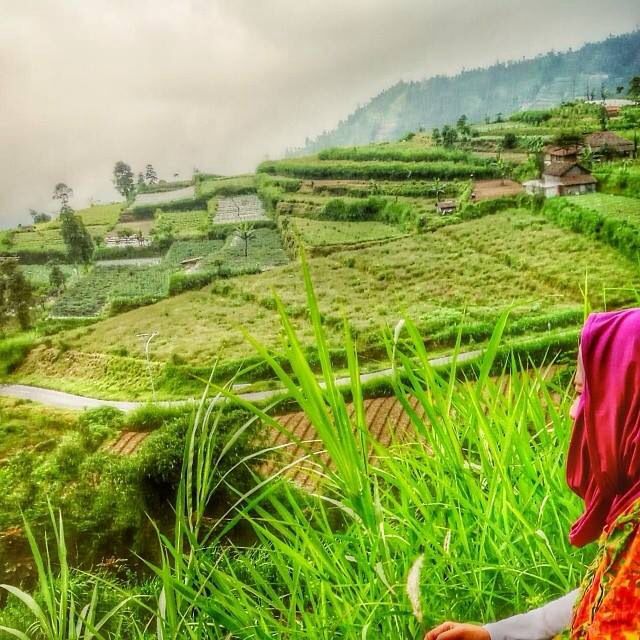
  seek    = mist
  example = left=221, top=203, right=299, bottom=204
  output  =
left=1, top=0, right=638, bottom=227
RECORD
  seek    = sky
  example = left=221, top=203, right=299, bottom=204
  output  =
left=1, top=0, right=638, bottom=227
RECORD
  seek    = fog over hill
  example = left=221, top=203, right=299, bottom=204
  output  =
left=0, top=0, right=638, bottom=228
left=296, top=30, right=640, bottom=155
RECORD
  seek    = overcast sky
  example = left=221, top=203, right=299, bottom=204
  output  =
left=1, top=0, right=638, bottom=227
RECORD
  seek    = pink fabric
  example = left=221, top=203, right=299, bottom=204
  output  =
left=566, top=308, right=640, bottom=547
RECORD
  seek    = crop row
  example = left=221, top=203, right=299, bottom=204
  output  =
left=317, top=146, right=486, bottom=163
left=257, top=159, right=499, bottom=180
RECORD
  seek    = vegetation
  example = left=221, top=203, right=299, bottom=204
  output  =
left=259, top=158, right=499, bottom=180
left=291, top=217, right=405, bottom=247
left=0, top=273, right=595, bottom=637
left=0, top=258, right=34, bottom=331
left=24, top=209, right=638, bottom=392
left=298, top=31, right=640, bottom=152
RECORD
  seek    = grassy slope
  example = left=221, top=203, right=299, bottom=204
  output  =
left=0, top=398, right=78, bottom=459
left=291, top=217, right=405, bottom=246
left=15, top=209, right=638, bottom=391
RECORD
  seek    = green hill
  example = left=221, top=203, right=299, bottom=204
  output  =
left=298, top=30, right=640, bottom=153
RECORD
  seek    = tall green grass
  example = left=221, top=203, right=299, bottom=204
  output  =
left=1, top=262, right=593, bottom=638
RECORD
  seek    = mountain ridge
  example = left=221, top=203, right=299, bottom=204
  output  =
left=294, top=30, right=640, bottom=155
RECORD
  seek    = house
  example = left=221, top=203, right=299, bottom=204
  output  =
left=523, top=162, right=597, bottom=198
left=544, top=145, right=581, bottom=165
left=435, top=200, right=457, bottom=215
left=584, top=131, right=634, bottom=158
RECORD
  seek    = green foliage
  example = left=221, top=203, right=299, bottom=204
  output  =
left=197, top=175, right=257, bottom=198
left=317, top=146, right=478, bottom=163
left=461, top=194, right=535, bottom=219
left=0, top=334, right=36, bottom=375
left=258, top=158, right=499, bottom=180
left=51, top=266, right=170, bottom=317
left=112, top=161, right=135, bottom=200
left=60, top=210, right=95, bottom=265
left=543, top=194, right=640, bottom=261
left=0, top=259, right=34, bottom=330
left=509, top=109, right=553, bottom=125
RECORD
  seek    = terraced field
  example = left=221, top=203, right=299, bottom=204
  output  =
left=213, top=195, right=267, bottom=224
left=46, top=209, right=640, bottom=369
left=572, top=193, right=640, bottom=221
left=50, top=265, right=170, bottom=317
left=132, top=186, right=196, bottom=208
left=291, top=217, right=405, bottom=247
left=264, top=396, right=425, bottom=489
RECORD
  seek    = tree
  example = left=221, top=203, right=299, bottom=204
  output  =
left=628, top=77, right=640, bottom=104
left=48, top=263, right=66, bottom=295
left=502, top=133, right=518, bottom=150
left=431, top=128, right=442, bottom=146
left=234, top=222, right=255, bottom=258
left=441, top=125, right=458, bottom=148
left=137, top=172, right=146, bottom=190
left=598, top=105, right=609, bottom=131
left=53, top=183, right=73, bottom=210
left=526, top=136, right=545, bottom=176
left=0, top=258, right=33, bottom=331
left=430, top=178, right=446, bottom=203
left=616, top=85, right=625, bottom=95
left=145, top=164, right=158, bottom=185
left=113, top=161, right=135, bottom=200
left=29, top=209, right=51, bottom=224
left=60, top=210, right=94, bottom=265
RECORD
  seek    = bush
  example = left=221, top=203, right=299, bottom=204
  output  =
left=0, top=249, right=68, bottom=265
left=318, top=196, right=413, bottom=226
left=461, top=194, right=534, bottom=219
left=0, top=334, right=36, bottom=375
left=509, top=110, right=552, bottom=125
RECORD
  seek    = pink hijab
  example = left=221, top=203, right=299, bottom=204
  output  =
left=566, top=308, right=640, bottom=547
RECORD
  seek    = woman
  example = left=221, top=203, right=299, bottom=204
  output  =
left=425, top=309, right=640, bottom=640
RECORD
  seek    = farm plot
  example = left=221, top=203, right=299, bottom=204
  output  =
left=8, top=227, right=66, bottom=252
left=110, top=220, right=156, bottom=237
left=20, top=264, right=77, bottom=288
left=132, top=186, right=196, bottom=208
left=163, top=239, right=225, bottom=266
left=42, top=203, right=123, bottom=229
left=64, top=208, right=640, bottom=367
left=213, top=195, right=268, bottom=224
left=157, top=210, right=209, bottom=237
left=50, top=265, right=170, bottom=317
left=264, top=396, right=425, bottom=490
left=570, top=193, right=640, bottom=222
left=291, top=217, right=405, bottom=247
left=211, top=228, right=289, bottom=269
left=198, top=175, right=256, bottom=197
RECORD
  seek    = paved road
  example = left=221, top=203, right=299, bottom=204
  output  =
left=0, top=350, right=482, bottom=412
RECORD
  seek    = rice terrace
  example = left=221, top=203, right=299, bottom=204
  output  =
left=1, top=7, right=640, bottom=639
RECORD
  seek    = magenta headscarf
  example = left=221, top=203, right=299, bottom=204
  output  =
left=566, top=308, right=640, bottom=547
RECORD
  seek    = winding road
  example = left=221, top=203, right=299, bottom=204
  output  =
left=0, top=350, right=482, bottom=412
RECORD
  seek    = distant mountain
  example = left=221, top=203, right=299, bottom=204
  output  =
left=295, top=30, right=640, bottom=155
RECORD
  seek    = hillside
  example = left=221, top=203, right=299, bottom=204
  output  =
left=297, top=30, right=640, bottom=153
